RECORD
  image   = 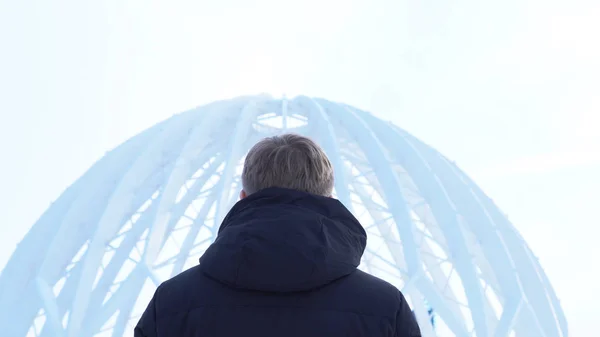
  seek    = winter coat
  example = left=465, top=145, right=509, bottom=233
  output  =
left=134, top=187, right=421, bottom=337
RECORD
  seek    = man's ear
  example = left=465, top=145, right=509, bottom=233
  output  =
left=239, top=190, right=247, bottom=200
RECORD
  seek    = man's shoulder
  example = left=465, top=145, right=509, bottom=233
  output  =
left=160, top=264, right=222, bottom=293
left=335, top=271, right=421, bottom=336
left=347, top=269, right=399, bottom=296
left=161, top=264, right=205, bottom=288
left=346, top=269, right=401, bottom=293
left=323, top=269, right=405, bottom=317
left=154, top=265, right=217, bottom=312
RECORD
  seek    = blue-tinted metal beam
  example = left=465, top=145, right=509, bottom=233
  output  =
left=527, top=244, right=568, bottom=337
left=67, top=114, right=194, bottom=337
left=39, top=259, right=83, bottom=337
left=458, top=165, right=562, bottom=337
left=165, top=152, right=225, bottom=241
left=83, top=200, right=157, bottom=328
left=111, top=292, right=137, bottom=337
left=214, top=96, right=267, bottom=226
left=346, top=166, right=408, bottom=274
left=396, top=127, right=525, bottom=335
left=145, top=109, right=220, bottom=268
left=319, top=100, right=469, bottom=336
left=35, top=278, right=65, bottom=337
left=170, top=193, right=218, bottom=277
left=353, top=115, right=489, bottom=336
left=300, top=96, right=354, bottom=210
left=85, top=265, right=147, bottom=335
left=0, top=120, right=166, bottom=332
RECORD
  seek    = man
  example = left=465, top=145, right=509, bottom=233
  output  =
left=135, top=133, right=421, bottom=337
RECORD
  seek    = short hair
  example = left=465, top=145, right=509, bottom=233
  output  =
left=241, top=133, right=334, bottom=196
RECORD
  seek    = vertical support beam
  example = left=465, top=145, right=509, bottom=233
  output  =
left=296, top=96, right=353, bottom=210
left=67, top=113, right=195, bottom=337
left=36, top=121, right=162, bottom=286
left=145, top=109, right=221, bottom=267
left=165, top=152, right=226, bottom=240
left=417, top=236, right=465, bottom=323
left=495, top=297, right=523, bottom=337
left=214, top=97, right=267, bottom=226
left=170, top=193, right=218, bottom=277
left=527, top=245, right=568, bottom=337
left=36, top=278, right=65, bottom=337
left=84, top=202, right=157, bottom=323
left=316, top=99, right=469, bottom=336
left=455, top=163, right=562, bottom=337
left=85, top=265, right=147, bottom=335
left=351, top=108, right=491, bottom=336
left=348, top=172, right=407, bottom=274
left=110, top=297, right=136, bottom=337
left=394, top=122, right=522, bottom=300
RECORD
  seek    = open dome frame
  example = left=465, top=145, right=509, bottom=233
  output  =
left=0, top=95, right=567, bottom=337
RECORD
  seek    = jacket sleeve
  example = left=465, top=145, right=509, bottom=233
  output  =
left=395, top=291, right=422, bottom=337
left=134, top=286, right=161, bottom=337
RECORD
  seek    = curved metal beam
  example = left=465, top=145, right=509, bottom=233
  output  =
left=455, top=162, right=563, bottom=337
left=214, top=97, right=268, bottom=226
left=296, top=96, right=354, bottom=210
left=145, top=103, right=229, bottom=267
left=318, top=99, right=469, bottom=336
left=354, top=115, right=490, bottom=336
left=67, top=113, right=195, bottom=337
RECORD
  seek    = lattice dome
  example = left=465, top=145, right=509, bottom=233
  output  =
left=0, top=95, right=567, bottom=337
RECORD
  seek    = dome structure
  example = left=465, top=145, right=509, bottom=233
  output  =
left=0, top=95, right=567, bottom=337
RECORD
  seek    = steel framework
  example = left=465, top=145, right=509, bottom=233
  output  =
left=0, top=95, right=567, bottom=337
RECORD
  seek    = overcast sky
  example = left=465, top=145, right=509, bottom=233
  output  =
left=1, top=0, right=598, bottom=335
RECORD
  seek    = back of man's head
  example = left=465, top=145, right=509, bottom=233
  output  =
left=241, top=133, right=334, bottom=197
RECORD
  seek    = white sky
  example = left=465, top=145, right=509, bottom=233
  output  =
left=0, top=0, right=598, bottom=335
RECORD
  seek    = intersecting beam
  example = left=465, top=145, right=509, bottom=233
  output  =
left=145, top=104, right=226, bottom=268
left=453, top=161, right=562, bottom=337
left=35, top=278, right=65, bottom=337
left=67, top=113, right=196, bottom=337
left=170, top=193, right=218, bottom=277
left=317, top=99, right=470, bottom=336
left=299, top=96, right=354, bottom=211
left=351, top=114, right=489, bottom=336
left=214, top=96, right=267, bottom=226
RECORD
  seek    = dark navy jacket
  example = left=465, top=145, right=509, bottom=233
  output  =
left=135, top=188, right=421, bottom=337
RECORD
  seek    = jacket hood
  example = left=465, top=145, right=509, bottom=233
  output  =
left=199, top=187, right=367, bottom=293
